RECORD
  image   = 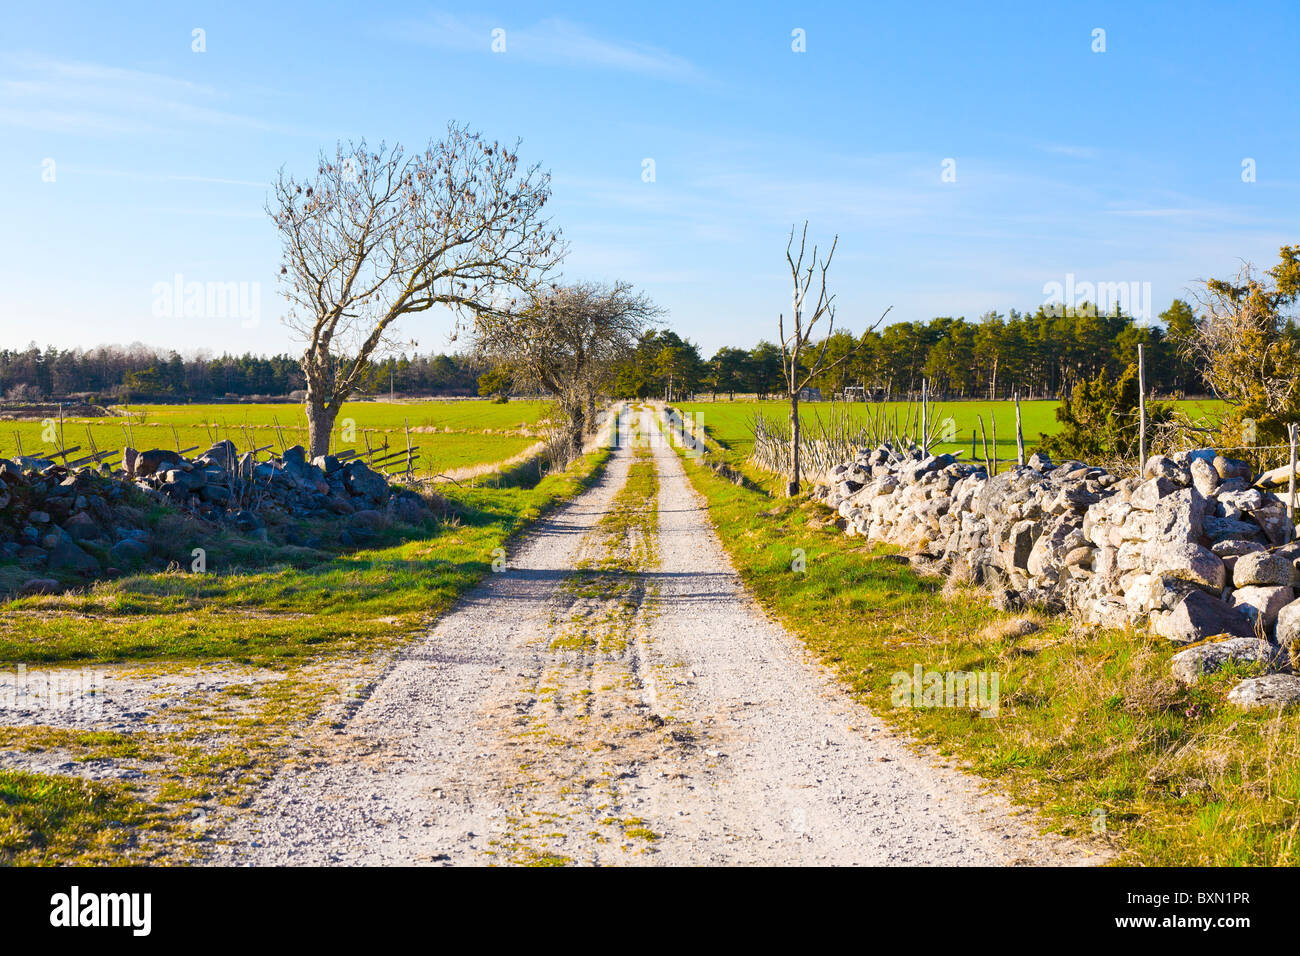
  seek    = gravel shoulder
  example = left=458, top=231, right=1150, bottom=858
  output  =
left=211, top=409, right=1102, bottom=866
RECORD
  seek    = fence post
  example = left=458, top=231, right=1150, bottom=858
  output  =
left=921, top=379, right=928, bottom=456
left=1015, top=391, right=1025, bottom=466
left=1137, top=344, right=1147, bottom=474
left=990, top=413, right=998, bottom=476
left=1289, top=422, right=1297, bottom=543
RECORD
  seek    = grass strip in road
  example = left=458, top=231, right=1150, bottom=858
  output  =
left=669, top=410, right=1300, bottom=866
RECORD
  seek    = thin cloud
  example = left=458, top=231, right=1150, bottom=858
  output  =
left=1036, top=143, right=1099, bottom=159
left=0, top=53, right=299, bottom=135
left=392, top=13, right=701, bottom=81
left=50, top=166, right=268, bottom=188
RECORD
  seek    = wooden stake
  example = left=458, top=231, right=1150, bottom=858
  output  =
left=990, top=413, right=998, bottom=476
left=1014, top=391, right=1025, bottom=466
left=920, top=379, right=928, bottom=456
left=1138, top=343, right=1147, bottom=473
left=1289, top=422, right=1297, bottom=542
left=977, top=414, right=990, bottom=475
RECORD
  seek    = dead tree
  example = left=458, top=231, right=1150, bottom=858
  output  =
left=778, top=222, right=889, bottom=496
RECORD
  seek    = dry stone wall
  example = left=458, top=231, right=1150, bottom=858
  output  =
left=0, top=440, right=434, bottom=594
left=814, top=445, right=1300, bottom=709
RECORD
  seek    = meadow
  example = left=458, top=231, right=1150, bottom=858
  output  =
left=0, top=399, right=551, bottom=478
left=678, top=397, right=1227, bottom=462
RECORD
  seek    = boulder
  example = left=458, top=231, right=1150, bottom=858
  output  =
left=1276, top=598, right=1300, bottom=650
left=108, top=538, right=149, bottom=566
left=343, top=462, right=390, bottom=502
left=1144, top=541, right=1225, bottom=592
left=19, top=577, right=60, bottom=595
left=1214, top=455, right=1253, bottom=482
left=136, top=448, right=186, bottom=477
left=62, top=511, right=100, bottom=541
left=1230, top=585, right=1293, bottom=632
left=1227, top=674, right=1300, bottom=712
left=1152, top=589, right=1254, bottom=643
left=1233, top=551, right=1296, bottom=588
left=44, top=533, right=101, bottom=575
left=1170, top=637, right=1284, bottom=685
left=1190, top=457, right=1220, bottom=496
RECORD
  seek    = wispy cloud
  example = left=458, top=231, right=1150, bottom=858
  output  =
left=390, top=13, right=701, bottom=81
left=47, top=165, right=268, bottom=187
left=1036, top=143, right=1099, bottom=159
left=0, top=53, right=298, bottom=135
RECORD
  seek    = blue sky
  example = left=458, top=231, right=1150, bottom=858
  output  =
left=1, top=0, right=1296, bottom=358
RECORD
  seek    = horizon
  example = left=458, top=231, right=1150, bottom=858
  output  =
left=2, top=1, right=1297, bottom=357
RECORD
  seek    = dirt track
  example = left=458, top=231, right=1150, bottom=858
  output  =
left=214, top=408, right=1100, bottom=866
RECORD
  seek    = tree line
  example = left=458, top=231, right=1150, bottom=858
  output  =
left=0, top=344, right=482, bottom=403
left=0, top=299, right=1213, bottom=407
left=607, top=300, right=1208, bottom=403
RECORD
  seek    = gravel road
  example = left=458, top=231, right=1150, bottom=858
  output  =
left=214, top=408, right=1099, bottom=866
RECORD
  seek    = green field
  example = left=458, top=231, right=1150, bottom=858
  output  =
left=0, top=399, right=551, bottom=477
left=678, top=398, right=1227, bottom=462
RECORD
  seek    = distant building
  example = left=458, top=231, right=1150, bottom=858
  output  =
left=798, top=386, right=823, bottom=402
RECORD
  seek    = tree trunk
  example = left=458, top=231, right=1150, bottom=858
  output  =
left=304, top=382, right=335, bottom=460
left=568, top=402, right=586, bottom=460
left=787, top=391, right=801, bottom=497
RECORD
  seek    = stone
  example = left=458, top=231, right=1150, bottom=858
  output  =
left=108, top=538, right=149, bottom=566
left=1230, top=585, right=1293, bottom=632
left=1227, top=674, right=1300, bottom=712
left=343, top=462, right=389, bottom=502
left=62, top=511, right=99, bottom=541
left=1143, top=454, right=1183, bottom=482
left=1027, top=452, right=1053, bottom=472
left=1214, top=455, right=1253, bottom=482
left=44, top=534, right=101, bottom=575
left=1153, top=589, right=1254, bottom=643
left=136, top=448, right=186, bottom=477
left=1170, top=637, right=1283, bottom=685
left=1203, top=514, right=1265, bottom=542
left=1276, top=598, right=1300, bottom=649
left=1144, top=541, right=1225, bottom=592
left=1233, top=551, right=1296, bottom=588
left=20, top=577, right=60, bottom=595
left=347, top=509, right=388, bottom=531
left=1190, top=457, right=1220, bottom=496
left=1212, top=539, right=1266, bottom=558
left=1129, top=476, right=1177, bottom=510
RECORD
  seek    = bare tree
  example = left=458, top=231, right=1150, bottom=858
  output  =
left=269, top=123, right=564, bottom=457
left=474, top=281, right=662, bottom=458
left=779, top=222, right=889, bottom=496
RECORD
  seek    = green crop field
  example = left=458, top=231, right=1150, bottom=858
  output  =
left=678, top=398, right=1228, bottom=462
left=106, top=399, right=550, bottom=433
left=0, top=399, right=551, bottom=477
